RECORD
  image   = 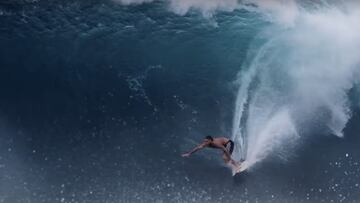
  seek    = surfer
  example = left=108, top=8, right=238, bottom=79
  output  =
left=181, top=136, right=241, bottom=169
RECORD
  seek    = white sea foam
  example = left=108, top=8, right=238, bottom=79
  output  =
left=114, top=0, right=299, bottom=21
left=115, top=0, right=154, bottom=5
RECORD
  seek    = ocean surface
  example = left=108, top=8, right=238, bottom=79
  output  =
left=1, top=0, right=360, bottom=202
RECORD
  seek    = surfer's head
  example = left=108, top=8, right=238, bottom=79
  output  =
left=204, top=135, right=213, bottom=142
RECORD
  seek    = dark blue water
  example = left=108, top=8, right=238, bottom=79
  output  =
left=1, top=1, right=360, bottom=202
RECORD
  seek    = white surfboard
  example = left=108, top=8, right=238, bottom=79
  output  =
left=232, top=161, right=249, bottom=176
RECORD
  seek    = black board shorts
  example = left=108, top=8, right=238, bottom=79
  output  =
left=224, top=140, right=234, bottom=155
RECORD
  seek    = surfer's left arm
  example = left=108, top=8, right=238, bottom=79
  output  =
left=182, top=143, right=207, bottom=157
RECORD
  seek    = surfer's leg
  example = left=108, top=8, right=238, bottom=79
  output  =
left=223, top=153, right=239, bottom=169
left=223, top=140, right=236, bottom=164
left=223, top=153, right=230, bottom=163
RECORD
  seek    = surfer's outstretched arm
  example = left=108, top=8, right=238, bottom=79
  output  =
left=182, top=143, right=207, bottom=157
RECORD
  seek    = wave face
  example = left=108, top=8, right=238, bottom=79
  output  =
left=1, top=0, right=360, bottom=202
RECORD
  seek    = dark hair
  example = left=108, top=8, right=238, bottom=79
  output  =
left=205, top=135, right=213, bottom=141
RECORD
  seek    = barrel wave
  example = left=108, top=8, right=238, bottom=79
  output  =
left=1, top=0, right=360, bottom=202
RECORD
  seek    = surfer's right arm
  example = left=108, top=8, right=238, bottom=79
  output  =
left=182, top=143, right=207, bottom=157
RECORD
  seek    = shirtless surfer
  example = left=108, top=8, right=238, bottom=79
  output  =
left=182, top=136, right=242, bottom=170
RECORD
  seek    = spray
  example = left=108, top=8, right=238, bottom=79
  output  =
left=232, top=2, right=360, bottom=169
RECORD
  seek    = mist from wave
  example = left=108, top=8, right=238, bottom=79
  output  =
left=231, top=1, right=360, bottom=169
